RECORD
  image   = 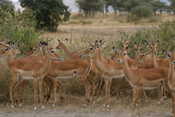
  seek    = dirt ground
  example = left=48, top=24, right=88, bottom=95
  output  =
left=0, top=95, right=172, bottom=117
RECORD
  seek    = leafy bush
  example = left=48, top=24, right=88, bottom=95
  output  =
left=157, top=21, right=175, bottom=51
left=0, top=9, right=40, bottom=54
left=120, top=21, right=175, bottom=57
left=20, top=0, right=70, bottom=32
left=129, top=5, right=153, bottom=21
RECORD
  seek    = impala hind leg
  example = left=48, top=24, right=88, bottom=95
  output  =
left=171, top=92, right=175, bottom=117
left=132, top=88, right=141, bottom=106
left=9, top=73, right=19, bottom=108
left=159, top=81, right=168, bottom=103
left=13, top=80, right=24, bottom=107
left=52, top=79, right=58, bottom=107
left=38, top=78, right=44, bottom=109
left=104, top=79, right=112, bottom=98
left=84, top=83, right=92, bottom=103
left=33, top=79, right=39, bottom=110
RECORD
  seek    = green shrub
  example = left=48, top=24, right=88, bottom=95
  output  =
left=129, top=5, right=153, bottom=21
left=120, top=21, right=175, bottom=57
left=0, top=10, right=40, bottom=54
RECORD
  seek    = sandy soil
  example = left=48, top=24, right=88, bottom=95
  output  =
left=0, top=106, right=171, bottom=117
left=0, top=95, right=172, bottom=117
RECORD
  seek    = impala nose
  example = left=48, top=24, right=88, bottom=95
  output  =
left=73, top=71, right=78, bottom=77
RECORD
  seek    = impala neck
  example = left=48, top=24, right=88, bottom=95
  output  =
left=169, top=54, right=175, bottom=83
left=95, top=47, right=102, bottom=60
left=59, top=43, right=72, bottom=58
left=123, top=54, right=130, bottom=71
left=152, top=48, right=159, bottom=68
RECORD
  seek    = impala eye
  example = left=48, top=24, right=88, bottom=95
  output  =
left=5, top=48, right=10, bottom=51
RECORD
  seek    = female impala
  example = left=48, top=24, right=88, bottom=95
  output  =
left=167, top=52, right=175, bottom=117
left=5, top=42, right=52, bottom=109
left=122, top=45, right=168, bottom=105
left=94, top=41, right=125, bottom=98
left=56, top=40, right=100, bottom=100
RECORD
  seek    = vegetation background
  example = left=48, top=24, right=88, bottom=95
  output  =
left=0, top=1, right=175, bottom=115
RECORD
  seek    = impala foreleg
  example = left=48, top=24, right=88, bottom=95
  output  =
left=9, top=73, right=19, bottom=108
left=171, top=92, right=175, bottom=117
left=38, top=78, right=44, bottom=108
left=104, top=79, right=112, bottom=98
left=132, top=87, right=141, bottom=105
left=33, top=78, right=39, bottom=110
left=53, top=79, right=58, bottom=107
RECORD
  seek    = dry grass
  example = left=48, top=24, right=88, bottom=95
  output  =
left=0, top=15, right=174, bottom=116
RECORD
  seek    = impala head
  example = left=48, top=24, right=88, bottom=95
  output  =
left=167, top=51, right=175, bottom=62
left=1, top=46, right=20, bottom=58
left=38, top=41, right=49, bottom=55
left=56, top=40, right=65, bottom=49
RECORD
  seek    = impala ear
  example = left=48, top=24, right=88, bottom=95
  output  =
left=99, top=40, right=103, bottom=44
left=40, top=41, right=48, bottom=46
left=156, top=40, right=160, bottom=43
left=4, top=47, right=10, bottom=51
left=125, top=46, right=129, bottom=50
left=65, top=38, right=68, bottom=42
left=173, top=61, right=175, bottom=64
left=167, top=51, right=171, bottom=58
left=95, top=40, right=99, bottom=48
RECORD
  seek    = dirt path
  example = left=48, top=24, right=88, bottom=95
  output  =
left=0, top=108, right=171, bottom=117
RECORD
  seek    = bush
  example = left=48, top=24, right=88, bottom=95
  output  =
left=120, top=21, right=175, bottom=57
left=129, top=5, right=153, bottom=21
left=0, top=10, right=40, bottom=54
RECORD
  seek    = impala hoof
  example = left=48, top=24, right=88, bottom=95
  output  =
left=34, top=106, right=37, bottom=111
left=11, top=105, right=15, bottom=108
left=18, top=103, right=23, bottom=107
left=52, top=104, right=56, bottom=108
left=41, top=105, right=45, bottom=109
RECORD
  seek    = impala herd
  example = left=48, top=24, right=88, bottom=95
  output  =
left=0, top=39, right=175, bottom=115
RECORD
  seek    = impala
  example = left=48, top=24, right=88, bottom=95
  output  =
left=56, top=40, right=100, bottom=100
left=167, top=52, right=175, bottom=117
left=93, top=40, right=125, bottom=98
left=122, top=45, right=168, bottom=105
left=3, top=42, right=52, bottom=110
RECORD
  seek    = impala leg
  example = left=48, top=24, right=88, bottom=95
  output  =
left=132, top=88, right=140, bottom=106
left=38, top=78, right=44, bottom=109
left=104, top=79, right=112, bottom=98
left=91, top=81, right=96, bottom=97
left=13, top=80, right=25, bottom=107
left=160, top=81, right=168, bottom=102
left=9, top=73, right=18, bottom=108
left=53, top=79, right=57, bottom=107
left=33, top=79, right=39, bottom=110
left=84, top=83, right=91, bottom=102
left=172, top=92, right=175, bottom=117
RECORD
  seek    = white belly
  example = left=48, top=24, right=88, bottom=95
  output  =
left=16, top=69, right=34, bottom=80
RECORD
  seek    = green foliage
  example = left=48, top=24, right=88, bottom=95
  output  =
left=120, top=21, right=175, bottom=57
left=0, top=21, right=40, bottom=54
left=76, top=0, right=104, bottom=16
left=16, top=9, right=37, bottom=28
left=157, top=21, right=175, bottom=51
left=19, top=0, right=70, bottom=32
left=0, top=0, right=14, bottom=24
left=105, top=0, right=167, bottom=12
left=169, top=0, right=175, bottom=10
left=130, top=5, right=153, bottom=21
left=0, top=5, right=40, bottom=54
